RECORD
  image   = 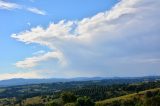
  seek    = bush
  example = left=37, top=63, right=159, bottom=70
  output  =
left=145, top=91, right=153, bottom=98
left=65, top=103, right=76, bottom=106
left=76, top=96, right=95, bottom=106
left=45, top=101, right=62, bottom=106
left=61, top=92, right=77, bottom=104
left=110, top=100, right=121, bottom=106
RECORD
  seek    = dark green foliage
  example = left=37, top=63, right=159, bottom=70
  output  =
left=144, top=90, right=160, bottom=106
left=61, top=92, right=77, bottom=104
left=64, top=103, right=76, bottom=106
left=72, top=81, right=160, bottom=101
left=76, top=96, right=95, bottom=106
left=120, top=99, right=136, bottom=106
left=26, top=103, right=44, bottom=106
left=46, top=101, right=62, bottom=106
left=145, top=91, right=153, bottom=98
left=110, top=100, right=121, bottom=106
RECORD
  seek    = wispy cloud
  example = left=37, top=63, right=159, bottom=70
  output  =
left=0, top=0, right=21, bottom=10
left=27, top=7, right=46, bottom=15
left=12, top=0, right=160, bottom=77
left=15, top=51, right=66, bottom=69
left=27, top=22, right=31, bottom=26
left=0, top=0, right=47, bottom=15
left=33, top=50, right=46, bottom=55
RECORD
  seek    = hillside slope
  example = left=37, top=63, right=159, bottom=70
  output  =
left=96, top=88, right=160, bottom=106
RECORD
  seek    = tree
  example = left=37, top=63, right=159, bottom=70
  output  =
left=76, top=96, right=95, bottom=106
left=145, top=91, right=153, bottom=98
left=61, top=92, right=77, bottom=104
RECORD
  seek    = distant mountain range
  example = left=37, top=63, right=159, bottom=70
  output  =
left=0, top=77, right=105, bottom=87
left=0, top=76, right=159, bottom=87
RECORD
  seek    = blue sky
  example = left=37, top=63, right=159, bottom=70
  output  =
left=0, top=0, right=160, bottom=80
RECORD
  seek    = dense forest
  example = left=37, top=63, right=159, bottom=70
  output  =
left=0, top=77, right=160, bottom=106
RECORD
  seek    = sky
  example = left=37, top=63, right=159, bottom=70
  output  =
left=0, top=0, right=160, bottom=80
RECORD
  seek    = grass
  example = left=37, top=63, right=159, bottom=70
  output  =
left=96, top=88, right=160, bottom=106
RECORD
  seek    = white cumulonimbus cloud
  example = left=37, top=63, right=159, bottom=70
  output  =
left=12, top=0, right=160, bottom=77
